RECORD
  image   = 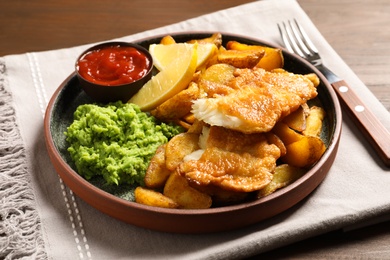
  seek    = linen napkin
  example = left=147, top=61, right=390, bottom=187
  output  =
left=1, top=0, right=390, bottom=259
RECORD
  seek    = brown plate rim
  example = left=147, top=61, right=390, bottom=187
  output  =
left=44, top=31, right=342, bottom=233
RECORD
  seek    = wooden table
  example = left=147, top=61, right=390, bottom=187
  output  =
left=1, top=0, right=389, bottom=258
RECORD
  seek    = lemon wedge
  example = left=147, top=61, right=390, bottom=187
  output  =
left=129, top=43, right=198, bottom=111
left=149, top=43, right=217, bottom=71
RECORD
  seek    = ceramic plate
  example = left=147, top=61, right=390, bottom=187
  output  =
left=44, top=33, right=342, bottom=233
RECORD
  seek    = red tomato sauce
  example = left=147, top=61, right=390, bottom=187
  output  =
left=77, top=45, right=151, bottom=86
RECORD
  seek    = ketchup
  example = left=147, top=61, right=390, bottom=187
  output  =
left=77, top=45, right=151, bottom=86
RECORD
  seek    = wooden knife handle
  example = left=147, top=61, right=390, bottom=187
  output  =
left=331, top=80, right=390, bottom=167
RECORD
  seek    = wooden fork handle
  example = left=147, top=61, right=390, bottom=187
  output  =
left=331, top=80, right=390, bottom=167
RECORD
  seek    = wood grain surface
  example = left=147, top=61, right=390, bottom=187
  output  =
left=300, top=0, right=390, bottom=112
left=1, top=0, right=389, bottom=258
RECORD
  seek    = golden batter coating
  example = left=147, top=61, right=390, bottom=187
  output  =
left=192, top=68, right=319, bottom=134
left=178, top=126, right=281, bottom=192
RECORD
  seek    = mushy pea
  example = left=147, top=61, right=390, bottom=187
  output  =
left=65, top=101, right=183, bottom=186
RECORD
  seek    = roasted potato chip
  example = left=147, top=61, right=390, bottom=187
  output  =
left=135, top=186, right=179, bottom=208
left=265, top=132, right=287, bottom=157
left=174, top=119, right=192, bottom=130
left=144, top=144, right=172, bottom=189
left=282, top=135, right=326, bottom=168
left=187, top=33, right=223, bottom=48
left=189, top=183, right=249, bottom=206
left=165, top=132, right=199, bottom=171
left=301, top=102, right=310, bottom=116
left=197, top=63, right=236, bottom=97
left=303, top=106, right=326, bottom=137
left=187, top=119, right=207, bottom=134
left=226, top=41, right=284, bottom=71
left=217, top=49, right=264, bottom=68
left=183, top=113, right=196, bottom=124
left=282, top=105, right=307, bottom=132
left=160, top=35, right=176, bottom=45
left=164, top=172, right=212, bottom=209
left=151, top=82, right=200, bottom=121
left=200, top=63, right=236, bottom=85
left=272, top=121, right=303, bottom=145
left=304, top=73, right=320, bottom=88
left=210, top=189, right=249, bottom=206
left=257, top=164, right=305, bottom=198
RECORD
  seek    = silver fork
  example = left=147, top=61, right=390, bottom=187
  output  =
left=278, top=19, right=390, bottom=167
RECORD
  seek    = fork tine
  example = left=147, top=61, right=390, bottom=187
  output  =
left=288, top=20, right=311, bottom=56
left=278, top=22, right=303, bottom=56
left=278, top=19, right=319, bottom=59
left=292, top=19, right=319, bottom=54
left=279, top=21, right=305, bottom=57
left=277, top=23, right=295, bottom=54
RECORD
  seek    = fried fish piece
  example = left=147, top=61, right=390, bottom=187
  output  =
left=192, top=68, right=319, bottom=134
left=178, top=126, right=281, bottom=193
left=198, top=79, right=236, bottom=98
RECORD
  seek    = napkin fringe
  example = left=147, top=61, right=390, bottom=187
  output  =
left=0, top=59, right=47, bottom=260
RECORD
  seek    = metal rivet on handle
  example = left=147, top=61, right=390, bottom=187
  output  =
left=339, top=86, right=349, bottom=92
left=355, top=105, right=365, bottom=112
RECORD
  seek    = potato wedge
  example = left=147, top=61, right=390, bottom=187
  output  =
left=190, top=183, right=249, bottom=206
left=199, top=63, right=236, bottom=84
left=164, top=172, right=212, bottom=209
left=160, top=35, right=176, bottom=45
left=257, top=164, right=305, bottom=198
left=151, top=81, right=200, bottom=121
left=144, top=144, right=172, bottom=189
left=135, top=186, right=179, bottom=208
left=187, top=119, right=207, bottom=134
left=187, top=33, right=223, bottom=48
left=197, top=63, right=236, bottom=97
left=282, top=105, right=307, bottom=132
left=183, top=113, right=196, bottom=124
left=256, top=48, right=284, bottom=71
left=281, top=136, right=326, bottom=168
left=217, top=49, right=264, bottom=68
left=265, top=132, right=287, bottom=157
left=210, top=189, right=248, bottom=206
left=303, top=106, right=326, bottom=137
left=165, top=132, right=199, bottom=171
left=226, top=41, right=284, bottom=70
left=305, top=73, right=320, bottom=88
left=174, top=119, right=192, bottom=130
left=272, top=121, right=303, bottom=145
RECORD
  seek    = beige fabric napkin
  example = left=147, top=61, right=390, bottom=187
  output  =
left=1, top=0, right=390, bottom=259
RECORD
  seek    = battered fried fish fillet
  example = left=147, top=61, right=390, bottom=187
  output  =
left=178, top=126, right=281, bottom=192
left=192, top=68, right=319, bottom=134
